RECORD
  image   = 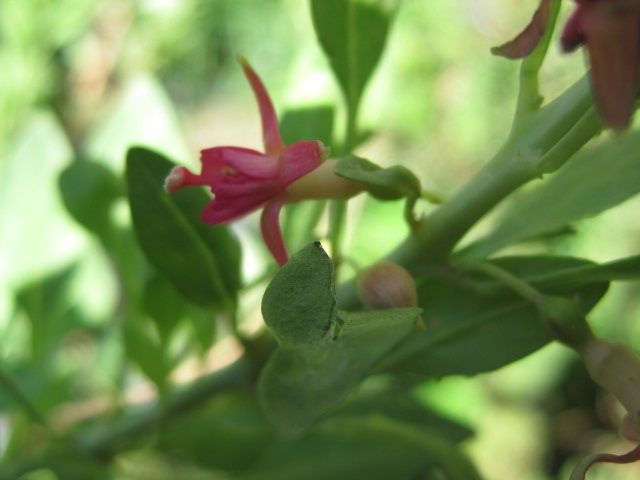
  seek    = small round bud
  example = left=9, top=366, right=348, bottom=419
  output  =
left=357, top=261, right=418, bottom=310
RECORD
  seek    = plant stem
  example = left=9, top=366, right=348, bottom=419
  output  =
left=387, top=76, right=597, bottom=269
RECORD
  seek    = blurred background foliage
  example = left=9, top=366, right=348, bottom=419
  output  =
left=1, top=0, right=639, bottom=479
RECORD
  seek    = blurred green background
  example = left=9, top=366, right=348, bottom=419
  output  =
left=1, top=0, right=640, bottom=478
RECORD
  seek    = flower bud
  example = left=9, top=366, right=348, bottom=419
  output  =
left=579, top=338, right=640, bottom=438
left=357, top=261, right=418, bottom=310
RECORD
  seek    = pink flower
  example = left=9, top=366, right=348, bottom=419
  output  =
left=493, top=0, right=640, bottom=130
left=560, top=0, right=640, bottom=130
left=164, top=57, right=330, bottom=266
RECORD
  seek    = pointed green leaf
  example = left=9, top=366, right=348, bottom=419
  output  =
left=14, top=265, right=80, bottom=361
left=59, top=160, right=123, bottom=243
left=381, top=256, right=608, bottom=377
left=123, top=319, right=171, bottom=392
left=334, top=155, right=421, bottom=200
left=259, top=307, right=421, bottom=435
left=262, top=242, right=336, bottom=346
left=280, top=105, right=335, bottom=147
left=311, top=0, right=395, bottom=115
left=463, top=131, right=640, bottom=259
left=125, top=147, right=241, bottom=310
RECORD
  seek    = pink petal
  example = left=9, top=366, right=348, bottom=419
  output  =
left=560, top=6, right=586, bottom=52
left=200, top=146, right=274, bottom=179
left=260, top=198, right=288, bottom=266
left=491, top=0, right=552, bottom=59
left=582, top=4, right=640, bottom=129
left=200, top=191, right=271, bottom=224
left=278, top=140, right=325, bottom=186
left=221, top=148, right=279, bottom=178
left=238, top=56, right=285, bottom=157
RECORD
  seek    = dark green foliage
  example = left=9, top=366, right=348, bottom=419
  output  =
left=126, top=147, right=241, bottom=310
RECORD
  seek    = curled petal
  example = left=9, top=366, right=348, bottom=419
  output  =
left=238, top=56, right=285, bottom=157
left=570, top=443, right=640, bottom=480
left=220, top=148, right=279, bottom=179
left=581, top=3, right=640, bottom=130
left=200, top=147, right=278, bottom=181
left=491, top=0, right=552, bottom=59
left=560, top=6, right=586, bottom=52
left=279, top=140, right=329, bottom=186
left=260, top=198, right=288, bottom=266
left=200, top=187, right=273, bottom=224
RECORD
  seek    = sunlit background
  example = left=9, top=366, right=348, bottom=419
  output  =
left=1, top=0, right=640, bottom=478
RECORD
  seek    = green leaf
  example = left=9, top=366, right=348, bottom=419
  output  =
left=280, top=105, right=335, bottom=147
left=462, top=131, right=640, bottom=259
left=0, top=112, right=85, bottom=285
left=259, top=307, right=421, bottom=435
left=159, top=392, right=275, bottom=472
left=239, top=415, right=482, bottom=480
left=123, top=319, right=171, bottom=392
left=125, top=147, right=241, bottom=310
left=262, top=242, right=336, bottom=346
left=334, top=155, right=422, bottom=200
left=380, top=256, right=608, bottom=377
left=14, top=265, right=81, bottom=361
left=142, top=273, right=188, bottom=343
left=336, top=390, right=473, bottom=444
left=311, top=0, right=395, bottom=116
left=59, top=160, right=123, bottom=243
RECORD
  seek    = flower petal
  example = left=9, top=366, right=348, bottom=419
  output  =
left=582, top=3, right=640, bottom=129
left=221, top=148, right=279, bottom=178
left=260, top=198, right=288, bottom=266
left=200, top=190, right=272, bottom=224
left=278, top=140, right=327, bottom=186
left=491, top=0, right=552, bottom=59
left=560, top=6, right=586, bottom=52
left=238, top=56, right=285, bottom=157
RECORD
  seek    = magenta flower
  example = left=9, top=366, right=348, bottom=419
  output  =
left=493, top=0, right=640, bottom=130
left=164, top=58, right=330, bottom=266
left=560, top=0, right=640, bottom=130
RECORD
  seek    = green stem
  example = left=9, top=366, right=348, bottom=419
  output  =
left=513, top=0, right=562, bottom=124
left=463, top=260, right=594, bottom=348
left=387, top=76, right=596, bottom=269
left=75, top=356, right=255, bottom=456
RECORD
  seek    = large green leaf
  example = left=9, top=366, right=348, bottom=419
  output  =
left=260, top=242, right=421, bottom=435
left=158, top=392, right=275, bottom=473
left=59, top=160, right=123, bottom=244
left=14, top=265, right=81, bottom=361
left=462, top=131, right=640, bottom=258
left=310, top=0, right=395, bottom=117
left=280, top=105, right=335, bottom=147
left=259, top=308, right=420, bottom=435
left=125, top=147, right=241, bottom=310
left=0, top=112, right=84, bottom=285
left=380, top=256, right=609, bottom=377
left=239, top=415, right=482, bottom=480
left=262, top=242, right=336, bottom=346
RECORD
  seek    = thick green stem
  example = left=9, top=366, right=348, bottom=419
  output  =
left=387, top=76, right=597, bottom=270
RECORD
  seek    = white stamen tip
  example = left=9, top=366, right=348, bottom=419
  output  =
left=164, top=166, right=186, bottom=193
